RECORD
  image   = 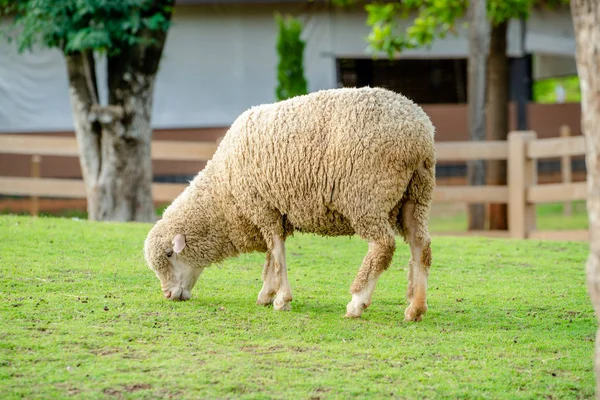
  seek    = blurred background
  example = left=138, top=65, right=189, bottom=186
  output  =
left=0, top=0, right=582, bottom=230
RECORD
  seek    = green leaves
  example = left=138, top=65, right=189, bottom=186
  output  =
left=365, top=2, right=398, bottom=26
left=363, top=0, right=569, bottom=58
left=1, top=0, right=174, bottom=54
left=366, top=0, right=467, bottom=57
left=66, top=28, right=111, bottom=53
left=275, top=13, right=308, bottom=101
left=487, top=0, right=533, bottom=24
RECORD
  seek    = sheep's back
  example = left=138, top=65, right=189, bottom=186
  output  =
left=217, top=87, right=435, bottom=236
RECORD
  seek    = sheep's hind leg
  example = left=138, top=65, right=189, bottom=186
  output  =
left=402, top=201, right=432, bottom=322
left=256, top=253, right=277, bottom=306
left=346, top=224, right=396, bottom=318
left=271, top=235, right=293, bottom=311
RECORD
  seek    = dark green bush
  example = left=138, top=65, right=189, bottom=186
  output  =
left=275, top=13, right=308, bottom=101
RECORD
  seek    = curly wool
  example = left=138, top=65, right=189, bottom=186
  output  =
left=147, top=86, right=435, bottom=274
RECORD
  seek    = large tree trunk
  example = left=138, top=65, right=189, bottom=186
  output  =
left=571, top=0, right=600, bottom=396
left=467, top=0, right=488, bottom=230
left=65, top=3, right=172, bottom=222
left=65, top=51, right=103, bottom=220
left=486, top=21, right=509, bottom=230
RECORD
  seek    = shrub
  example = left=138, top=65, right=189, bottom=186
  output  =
left=275, top=13, right=308, bottom=101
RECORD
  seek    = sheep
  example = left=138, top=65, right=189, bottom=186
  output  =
left=144, top=86, right=436, bottom=322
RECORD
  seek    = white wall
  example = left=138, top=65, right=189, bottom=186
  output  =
left=0, top=4, right=575, bottom=133
left=152, top=5, right=337, bottom=129
left=525, top=8, right=575, bottom=57
left=0, top=38, right=73, bottom=132
left=0, top=5, right=339, bottom=132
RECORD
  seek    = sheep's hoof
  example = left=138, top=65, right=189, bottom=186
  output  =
left=346, top=295, right=370, bottom=318
left=256, top=291, right=275, bottom=306
left=273, top=301, right=291, bottom=311
left=256, top=298, right=274, bottom=306
left=273, top=296, right=292, bottom=311
left=404, top=304, right=427, bottom=322
left=345, top=301, right=367, bottom=318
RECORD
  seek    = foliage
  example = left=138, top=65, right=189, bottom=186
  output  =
left=533, top=75, right=582, bottom=104
left=0, top=215, right=595, bottom=398
left=0, top=0, right=174, bottom=55
left=275, top=13, right=308, bottom=101
left=362, top=0, right=570, bottom=58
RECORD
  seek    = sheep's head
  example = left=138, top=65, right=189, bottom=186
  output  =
left=143, top=219, right=205, bottom=301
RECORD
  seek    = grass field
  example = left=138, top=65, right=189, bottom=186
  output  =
left=0, top=215, right=596, bottom=399
left=429, top=201, right=588, bottom=233
left=3, top=200, right=589, bottom=235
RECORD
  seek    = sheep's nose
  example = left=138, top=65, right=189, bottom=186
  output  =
left=164, top=291, right=172, bottom=299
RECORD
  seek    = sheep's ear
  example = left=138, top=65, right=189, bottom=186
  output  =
left=172, top=234, right=186, bottom=254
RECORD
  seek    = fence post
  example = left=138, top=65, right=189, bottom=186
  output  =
left=560, top=125, right=572, bottom=216
left=508, top=131, right=537, bottom=239
left=30, top=155, right=41, bottom=217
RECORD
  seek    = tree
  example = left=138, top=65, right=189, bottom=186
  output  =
left=275, top=13, right=308, bottom=101
left=570, top=0, right=600, bottom=394
left=364, top=0, right=568, bottom=230
left=467, top=0, right=489, bottom=230
left=1, top=0, right=174, bottom=222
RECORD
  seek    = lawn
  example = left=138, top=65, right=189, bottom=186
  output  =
left=0, top=215, right=596, bottom=399
left=429, top=201, right=588, bottom=233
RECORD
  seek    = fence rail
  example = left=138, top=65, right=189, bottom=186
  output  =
left=432, top=129, right=587, bottom=241
left=0, top=130, right=588, bottom=241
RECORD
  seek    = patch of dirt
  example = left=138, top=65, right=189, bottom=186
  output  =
left=240, top=345, right=260, bottom=353
left=102, top=388, right=122, bottom=397
left=90, top=348, right=120, bottom=356
left=55, top=383, right=82, bottom=396
left=240, top=344, right=316, bottom=355
left=124, top=384, right=152, bottom=392
left=144, top=312, right=162, bottom=317
left=153, top=389, right=184, bottom=399
left=103, top=384, right=152, bottom=398
left=314, top=387, right=331, bottom=394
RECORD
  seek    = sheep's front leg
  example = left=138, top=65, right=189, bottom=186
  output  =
left=272, top=235, right=293, bottom=311
left=257, top=253, right=277, bottom=306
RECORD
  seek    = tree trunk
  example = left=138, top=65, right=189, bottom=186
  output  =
left=65, top=51, right=103, bottom=220
left=467, top=0, right=488, bottom=230
left=486, top=21, right=509, bottom=230
left=571, top=0, right=600, bottom=396
left=64, top=4, right=172, bottom=222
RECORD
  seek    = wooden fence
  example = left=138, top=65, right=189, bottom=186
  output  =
left=0, top=130, right=588, bottom=241
left=0, top=135, right=218, bottom=210
left=433, top=129, right=587, bottom=241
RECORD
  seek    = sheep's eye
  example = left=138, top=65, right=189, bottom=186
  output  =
left=166, top=250, right=173, bottom=258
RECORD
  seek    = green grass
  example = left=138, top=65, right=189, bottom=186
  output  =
left=0, top=215, right=595, bottom=399
left=430, top=201, right=588, bottom=232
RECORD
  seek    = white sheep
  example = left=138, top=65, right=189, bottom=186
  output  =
left=144, top=86, right=436, bottom=322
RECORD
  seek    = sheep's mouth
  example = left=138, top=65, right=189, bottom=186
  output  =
left=162, top=286, right=191, bottom=301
